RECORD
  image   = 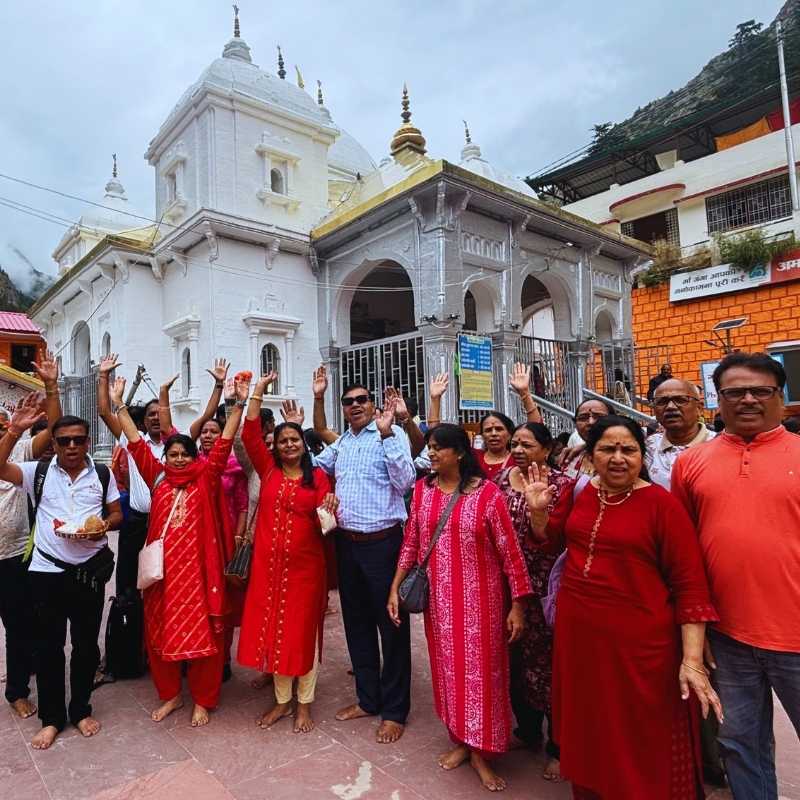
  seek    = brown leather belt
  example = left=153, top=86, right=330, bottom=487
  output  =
left=338, top=524, right=402, bottom=543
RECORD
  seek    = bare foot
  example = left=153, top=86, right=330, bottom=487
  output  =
left=335, top=703, right=373, bottom=722
left=31, top=725, right=59, bottom=750
left=438, top=744, right=470, bottom=770
left=191, top=704, right=210, bottom=727
left=76, top=716, right=102, bottom=738
left=10, top=698, right=36, bottom=719
left=376, top=719, right=404, bottom=744
left=256, top=702, right=292, bottom=729
left=151, top=695, right=184, bottom=722
left=294, top=702, right=315, bottom=733
left=250, top=673, right=273, bottom=690
left=470, top=751, right=506, bottom=791
left=542, top=757, right=563, bottom=782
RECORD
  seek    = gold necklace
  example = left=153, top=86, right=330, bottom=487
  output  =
left=582, top=484, right=634, bottom=577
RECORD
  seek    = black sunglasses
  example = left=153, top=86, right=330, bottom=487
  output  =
left=341, top=394, right=371, bottom=407
left=55, top=435, right=89, bottom=447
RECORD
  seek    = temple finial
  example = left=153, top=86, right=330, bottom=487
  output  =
left=401, top=83, right=411, bottom=125
left=463, top=120, right=471, bottom=144
left=277, top=45, right=286, bottom=79
left=112, top=153, right=118, bottom=178
left=232, top=4, right=240, bottom=38
left=295, top=65, right=305, bottom=89
left=317, top=79, right=324, bottom=106
left=390, top=83, right=427, bottom=159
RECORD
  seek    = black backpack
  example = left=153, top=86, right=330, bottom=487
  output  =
left=103, top=592, right=146, bottom=679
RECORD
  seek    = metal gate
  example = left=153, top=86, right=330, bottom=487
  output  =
left=61, top=367, right=113, bottom=460
left=588, top=343, right=672, bottom=411
left=339, top=332, right=426, bottom=429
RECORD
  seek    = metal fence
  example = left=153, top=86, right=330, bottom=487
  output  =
left=61, top=368, right=113, bottom=461
left=339, top=332, right=426, bottom=430
left=588, top=343, right=672, bottom=411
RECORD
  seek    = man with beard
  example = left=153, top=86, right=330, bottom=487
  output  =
left=646, top=378, right=715, bottom=491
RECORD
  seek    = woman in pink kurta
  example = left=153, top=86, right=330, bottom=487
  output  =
left=389, top=423, right=532, bottom=792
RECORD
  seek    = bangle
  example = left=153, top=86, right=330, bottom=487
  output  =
left=215, top=382, right=224, bottom=389
left=682, top=661, right=708, bottom=676
left=250, top=395, right=263, bottom=402
left=427, top=418, right=440, bottom=423
left=6, top=428, right=22, bottom=438
left=236, top=399, right=247, bottom=409
left=115, top=404, right=127, bottom=412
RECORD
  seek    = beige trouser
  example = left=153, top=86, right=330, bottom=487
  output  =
left=273, top=657, right=319, bottom=705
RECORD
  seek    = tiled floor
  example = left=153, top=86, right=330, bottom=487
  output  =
left=1, top=582, right=798, bottom=799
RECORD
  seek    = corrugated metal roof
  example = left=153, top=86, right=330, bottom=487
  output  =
left=0, top=312, right=42, bottom=334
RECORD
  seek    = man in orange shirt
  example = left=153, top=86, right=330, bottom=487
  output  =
left=672, top=352, right=800, bottom=800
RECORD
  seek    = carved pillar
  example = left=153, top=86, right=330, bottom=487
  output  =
left=319, top=345, right=342, bottom=429
left=188, top=329, right=200, bottom=398
left=249, top=331, right=259, bottom=376
left=285, top=331, right=296, bottom=395
left=419, top=323, right=459, bottom=422
left=490, top=327, right=523, bottom=419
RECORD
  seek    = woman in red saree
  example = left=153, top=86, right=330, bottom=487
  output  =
left=388, top=424, right=532, bottom=792
left=526, top=415, right=723, bottom=799
left=110, top=375, right=248, bottom=727
left=237, top=374, right=339, bottom=733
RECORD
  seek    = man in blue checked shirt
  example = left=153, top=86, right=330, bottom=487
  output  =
left=314, top=372, right=416, bottom=744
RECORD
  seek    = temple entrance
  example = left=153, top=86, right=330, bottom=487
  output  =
left=349, top=264, right=415, bottom=345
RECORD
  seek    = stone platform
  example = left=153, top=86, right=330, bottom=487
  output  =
left=1, top=588, right=798, bottom=800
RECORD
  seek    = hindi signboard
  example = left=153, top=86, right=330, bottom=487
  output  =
left=669, top=263, right=770, bottom=302
left=699, top=361, right=721, bottom=410
left=458, top=334, right=494, bottom=411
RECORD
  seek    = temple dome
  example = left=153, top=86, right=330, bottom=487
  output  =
left=458, top=127, right=536, bottom=197
left=328, top=129, right=377, bottom=177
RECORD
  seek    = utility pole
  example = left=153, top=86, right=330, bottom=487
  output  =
left=777, top=21, right=800, bottom=211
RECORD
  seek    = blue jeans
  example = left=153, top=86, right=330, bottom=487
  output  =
left=708, top=629, right=800, bottom=800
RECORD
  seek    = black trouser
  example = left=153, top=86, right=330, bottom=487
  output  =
left=509, top=643, right=559, bottom=758
left=115, top=510, right=148, bottom=599
left=29, top=570, right=104, bottom=730
left=335, top=528, right=411, bottom=724
left=0, top=553, right=34, bottom=703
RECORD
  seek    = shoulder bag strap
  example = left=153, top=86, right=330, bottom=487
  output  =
left=418, top=488, right=461, bottom=570
left=244, top=500, right=260, bottom=543
left=158, top=488, right=184, bottom=541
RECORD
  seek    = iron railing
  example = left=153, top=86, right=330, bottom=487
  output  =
left=61, top=367, right=113, bottom=461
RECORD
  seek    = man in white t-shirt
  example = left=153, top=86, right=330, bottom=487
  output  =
left=0, top=396, right=122, bottom=751
left=0, top=358, right=63, bottom=720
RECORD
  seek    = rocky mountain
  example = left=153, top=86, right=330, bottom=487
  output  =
left=0, top=266, right=36, bottom=312
left=0, top=247, right=54, bottom=312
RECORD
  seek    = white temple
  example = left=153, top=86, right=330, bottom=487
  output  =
left=30, top=9, right=648, bottom=455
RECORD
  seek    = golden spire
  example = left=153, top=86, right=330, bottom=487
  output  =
left=295, top=65, right=305, bottom=89
left=390, top=83, right=427, bottom=158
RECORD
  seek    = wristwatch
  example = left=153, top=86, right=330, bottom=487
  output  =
left=236, top=399, right=247, bottom=409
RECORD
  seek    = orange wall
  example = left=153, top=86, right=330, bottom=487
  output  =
left=0, top=336, right=46, bottom=369
left=632, top=280, right=800, bottom=396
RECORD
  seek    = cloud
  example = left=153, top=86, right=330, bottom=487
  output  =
left=0, top=0, right=785, bottom=280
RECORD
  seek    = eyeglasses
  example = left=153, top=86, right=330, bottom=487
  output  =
left=341, top=394, right=371, bottom=407
left=55, top=435, right=89, bottom=447
left=575, top=412, right=607, bottom=423
left=652, top=395, right=697, bottom=408
left=718, top=386, right=781, bottom=402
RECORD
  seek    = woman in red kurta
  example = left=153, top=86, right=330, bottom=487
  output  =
left=388, top=424, right=532, bottom=792
left=237, top=373, right=339, bottom=734
left=111, top=375, right=248, bottom=727
left=526, top=415, right=723, bottom=799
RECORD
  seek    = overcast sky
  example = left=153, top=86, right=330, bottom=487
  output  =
left=0, top=0, right=785, bottom=290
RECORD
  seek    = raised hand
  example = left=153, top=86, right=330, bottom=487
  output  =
left=385, top=387, right=409, bottom=422
left=312, top=364, right=328, bottom=398
left=519, top=463, right=556, bottom=511
left=9, top=393, right=45, bottom=432
left=280, top=399, right=305, bottom=426
left=31, top=350, right=60, bottom=386
left=206, top=358, right=230, bottom=384
left=233, top=375, right=250, bottom=402
left=97, top=354, right=120, bottom=377
left=509, top=362, right=532, bottom=396
left=109, top=376, right=127, bottom=407
left=254, top=371, right=277, bottom=395
left=160, top=373, right=179, bottom=393
left=429, top=372, right=449, bottom=400
left=375, top=396, right=398, bottom=437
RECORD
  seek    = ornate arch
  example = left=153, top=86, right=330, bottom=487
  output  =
left=516, top=262, right=576, bottom=340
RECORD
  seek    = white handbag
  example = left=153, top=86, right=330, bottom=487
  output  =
left=137, top=488, right=184, bottom=591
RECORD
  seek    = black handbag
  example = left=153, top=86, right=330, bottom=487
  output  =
left=398, top=488, right=461, bottom=613
left=225, top=502, right=258, bottom=583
